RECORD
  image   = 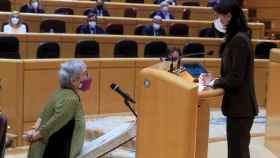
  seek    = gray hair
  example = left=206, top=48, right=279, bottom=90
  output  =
left=59, top=60, right=87, bottom=88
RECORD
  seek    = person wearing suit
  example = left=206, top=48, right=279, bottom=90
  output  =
left=142, top=15, right=166, bottom=36
left=202, top=1, right=258, bottom=158
left=25, top=60, right=92, bottom=158
left=20, top=0, right=45, bottom=14
left=84, top=0, right=110, bottom=16
left=154, top=0, right=176, bottom=5
left=77, top=13, right=105, bottom=34
left=152, top=1, right=175, bottom=19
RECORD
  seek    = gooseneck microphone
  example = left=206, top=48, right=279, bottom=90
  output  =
left=110, top=83, right=137, bottom=117
left=110, top=83, right=136, bottom=104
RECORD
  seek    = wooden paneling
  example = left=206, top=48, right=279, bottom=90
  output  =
left=247, top=0, right=280, bottom=33
left=0, top=12, right=265, bottom=38
left=265, top=49, right=280, bottom=157
left=13, top=0, right=248, bottom=20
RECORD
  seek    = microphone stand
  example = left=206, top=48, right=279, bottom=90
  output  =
left=124, top=99, right=138, bottom=118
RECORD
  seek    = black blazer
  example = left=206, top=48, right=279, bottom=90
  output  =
left=77, top=24, right=105, bottom=34
left=84, top=8, right=110, bottom=16
left=142, top=25, right=166, bottom=36
left=213, top=32, right=258, bottom=117
left=20, top=4, right=45, bottom=13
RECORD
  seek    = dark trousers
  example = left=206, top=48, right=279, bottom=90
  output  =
left=43, top=119, right=75, bottom=158
left=226, top=117, right=254, bottom=158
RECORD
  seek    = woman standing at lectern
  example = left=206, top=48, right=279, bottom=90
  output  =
left=203, top=0, right=259, bottom=158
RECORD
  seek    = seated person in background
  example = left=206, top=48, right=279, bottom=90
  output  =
left=142, top=15, right=166, bottom=36
left=154, top=0, right=176, bottom=6
left=84, top=0, right=110, bottom=16
left=3, top=11, right=28, bottom=33
left=20, top=0, right=45, bottom=13
left=77, top=13, right=105, bottom=34
left=153, top=1, right=175, bottom=19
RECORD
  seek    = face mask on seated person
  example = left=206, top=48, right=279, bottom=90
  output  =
left=153, top=23, right=160, bottom=30
left=89, top=21, right=97, bottom=28
left=31, top=2, right=39, bottom=9
left=162, top=6, right=169, bottom=12
left=11, top=17, right=20, bottom=25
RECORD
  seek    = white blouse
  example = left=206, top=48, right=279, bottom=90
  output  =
left=3, top=24, right=27, bottom=33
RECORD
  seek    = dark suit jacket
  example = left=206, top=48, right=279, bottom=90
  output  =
left=213, top=32, right=258, bottom=117
left=77, top=24, right=105, bottom=34
left=154, top=0, right=176, bottom=5
left=84, top=8, right=110, bottom=16
left=142, top=25, right=166, bottom=36
left=20, top=4, right=45, bottom=13
left=152, top=11, right=175, bottom=19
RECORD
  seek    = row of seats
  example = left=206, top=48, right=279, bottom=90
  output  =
left=2, top=19, right=222, bottom=37
left=0, top=36, right=277, bottom=59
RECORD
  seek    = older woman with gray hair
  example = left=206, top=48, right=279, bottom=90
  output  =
left=24, top=60, right=92, bottom=158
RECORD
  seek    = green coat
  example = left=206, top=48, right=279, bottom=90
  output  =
left=28, top=89, right=85, bottom=158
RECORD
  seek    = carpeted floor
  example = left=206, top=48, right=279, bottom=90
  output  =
left=5, top=108, right=276, bottom=158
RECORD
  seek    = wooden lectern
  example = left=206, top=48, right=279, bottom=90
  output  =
left=265, top=49, right=280, bottom=157
left=136, top=61, right=223, bottom=158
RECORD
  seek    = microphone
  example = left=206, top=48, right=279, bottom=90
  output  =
left=161, top=51, right=214, bottom=61
left=110, top=83, right=136, bottom=104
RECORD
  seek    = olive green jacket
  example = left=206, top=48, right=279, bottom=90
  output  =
left=28, top=89, right=85, bottom=158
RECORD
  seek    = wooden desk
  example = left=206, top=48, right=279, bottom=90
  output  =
left=0, top=33, right=278, bottom=59
left=78, top=0, right=209, bottom=6
left=0, top=12, right=264, bottom=38
left=12, top=0, right=248, bottom=20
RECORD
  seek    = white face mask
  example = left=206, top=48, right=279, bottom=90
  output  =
left=11, top=17, right=19, bottom=25
left=213, top=18, right=226, bottom=33
left=31, top=2, right=39, bottom=9
left=153, top=23, right=160, bottom=30
left=162, top=6, right=169, bottom=12
left=89, top=21, right=97, bottom=28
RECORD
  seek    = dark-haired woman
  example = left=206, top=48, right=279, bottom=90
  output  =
left=204, top=0, right=259, bottom=158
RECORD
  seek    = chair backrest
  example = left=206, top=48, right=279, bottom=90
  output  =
left=183, top=43, right=205, bottom=57
left=199, top=27, right=216, bottom=37
left=0, top=36, right=20, bottom=59
left=182, top=2, right=200, bottom=6
left=40, top=20, right=66, bottom=33
left=169, top=23, right=189, bottom=36
left=0, top=0, right=11, bottom=12
left=182, top=9, right=191, bottom=20
left=144, top=41, right=168, bottom=57
left=126, top=0, right=144, bottom=3
left=124, top=8, right=137, bottom=17
left=134, top=24, right=145, bottom=35
left=0, top=114, right=7, bottom=158
left=75, top=40, right=100, bottom=58
left=114, top=40, right=138, bottom=57
left=37, top=42, right=60, bottom=58
left=106, top=24, right=124, bottom=35
left=255, top=42, right=277, bottom=59
left=54, top=8, right=74, bottom=15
